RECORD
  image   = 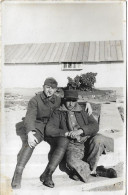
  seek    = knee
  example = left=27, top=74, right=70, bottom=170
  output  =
left=90, top=134, right=104, bottom=146
left=66, top=156, right=76, bottom=168
left=67, top=159, right=75, bottom=169
left=57, top=137, right=69, bottom=149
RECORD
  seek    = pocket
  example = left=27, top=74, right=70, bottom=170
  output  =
left=35, top=120, right=46, bottom=134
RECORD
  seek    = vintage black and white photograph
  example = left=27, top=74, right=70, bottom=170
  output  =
left=1, top=1, right=126, bottom=195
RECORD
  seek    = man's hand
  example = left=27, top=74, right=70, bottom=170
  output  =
left=68, top=129, right=83, bottom=138
left=65, top=132, right=70, bottom=137
left=65, top=130, right=83, bottom=142
left=85, top=102, right=92, bottom=116
left=28, top=131, right=38, bottom=148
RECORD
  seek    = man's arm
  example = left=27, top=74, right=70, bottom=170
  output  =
left=78, top=102, right=92, bottom=116
left=85, top=102, right=92, bottom=115
left=24, top=97, right=39, bottom=147
left=81, top=113, right=99, bottom=136
left=45, top=110, right=68, bottom=137
left=24, top=97, right=38, bottom=134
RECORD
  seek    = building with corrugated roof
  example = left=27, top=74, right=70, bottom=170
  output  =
left=3, top=3, right=125, bottom=88
left=4, top=40, right=124, bottom=88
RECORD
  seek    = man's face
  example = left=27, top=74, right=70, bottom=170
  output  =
left=65, top=100, right=77, bottom=110
left=43, top=85, right=56, bottom=97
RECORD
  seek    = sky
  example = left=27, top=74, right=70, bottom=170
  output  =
left=2, top=2, right=124, bottom=44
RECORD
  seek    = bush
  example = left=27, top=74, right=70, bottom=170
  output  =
left=67, top=76, right=80, bottom=90
left=66, top=72, right=97, bottom=91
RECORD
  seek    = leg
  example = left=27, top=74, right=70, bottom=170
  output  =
left=46, top=138, right=71, bottom=176
left=11, top=130, right=44, bottom=189
left=11, top=143, right=34, bottom=189
left=17, top=133, right=28, bottom=163
left=66, top=143, right=90, bottom=183
left=86, top=134, right=117, bottom=178
left=40, top=137, right=69, bottom=188
left=59, top=155, right=71, bottom=176
left=86, top=134, right=105, bottom=172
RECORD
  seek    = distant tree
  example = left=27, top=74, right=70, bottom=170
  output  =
left=80, top=72, right=97, bottom=91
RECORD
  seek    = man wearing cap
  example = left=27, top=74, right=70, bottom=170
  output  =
left=11, top=77, right=61, bottom=189
left=11, top=77, right=93, bottom=189
left=44, top=90, right=117, bottom=186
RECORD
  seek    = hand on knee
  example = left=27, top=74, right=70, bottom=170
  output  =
left=28, top=131, right=39, bottom=148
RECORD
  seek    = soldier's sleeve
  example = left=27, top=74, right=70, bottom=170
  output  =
left=45, top=110, right=67, bottom=137
left=81, top=112, right=99, bottom=136
left=24, top=97, right=38, bottom=134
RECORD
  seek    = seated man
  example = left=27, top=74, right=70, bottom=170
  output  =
left=44, top=90, right=117, bottom=184
left=11, top=77, right=61, bottom=189
left=11, top=78, right=92, bottom=189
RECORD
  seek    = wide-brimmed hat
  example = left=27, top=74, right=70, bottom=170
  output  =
left=64, top=90, right=78, bottom=101
left=44, top=77, right=58, bottom=88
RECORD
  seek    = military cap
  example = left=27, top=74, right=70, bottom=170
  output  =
left=44, top=77, right=58, bottom=88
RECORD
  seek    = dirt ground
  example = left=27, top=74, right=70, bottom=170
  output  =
left=89, top=182, right=123, bottom=191
left=4, top=87, right=124, bottom=122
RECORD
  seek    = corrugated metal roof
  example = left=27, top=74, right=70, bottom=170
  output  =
left=4, top=40, right=123, bottom=64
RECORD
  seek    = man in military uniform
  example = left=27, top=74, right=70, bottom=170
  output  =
left=11, top=77, right=61, bottom=189
left=45, top=90, right=117, bottom=184
left=11, top=78, right=93, bottom=189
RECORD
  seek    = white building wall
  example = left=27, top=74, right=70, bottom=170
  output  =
left=3, top=63, right=125, bottom=88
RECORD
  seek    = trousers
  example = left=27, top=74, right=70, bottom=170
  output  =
left=17, top=129, right=44, bottom=167
left=66, top=134, right=113, bottom=182
left=17, top=130, right=69, bottom=170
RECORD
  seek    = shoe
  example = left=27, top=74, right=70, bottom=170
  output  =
left=43, top=175, right=54, bottom=188
left=11, top=173, right=22, bottom=189
left=40, top=171, right=46, bottom=183
left=96, top=166, right=117, bottom=178
left=40, top=168, right=55, bottom=188
left=11, top=166, right=24, bottom=189
left=70, top=174, right=80, bottom=181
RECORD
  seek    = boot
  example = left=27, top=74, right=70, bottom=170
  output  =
left=69, top=170, right=80, bottom=181
left=11, top=145, right=34, bottom=189
left=71, top=174, right=80, bottom=181
left=11, top=166, right=24, bottom=189
left=40, top=167, right=48, bottom=183
left=96, top=166, right=117, bottom=178
left=42, top=169, right=54, bottom=188
left=40, top=137, right=69, bottom=188
left=70, top=173, right=80, bottom=181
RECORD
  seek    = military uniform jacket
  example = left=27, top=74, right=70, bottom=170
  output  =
left=23, top=92, right=61, bottom=134
left=45, top=103, right=99, bottom=138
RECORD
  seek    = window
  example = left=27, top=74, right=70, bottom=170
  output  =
left=62, top=63, right=83, bottom=71
left=64, top=63, right=67, bottom=68
left=68, top=64, right=72, bottom=68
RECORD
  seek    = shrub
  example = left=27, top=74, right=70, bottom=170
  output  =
left=67, top=76, right=80, bottom=90
left=80, top=72, right=97, bottom=91
left=66, top=72, right=97, bottom=91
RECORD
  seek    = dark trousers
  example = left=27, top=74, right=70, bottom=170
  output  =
left=12, top=129, right=69, bottom=189
left=17, top=130, right=69, bottom=171
left=17, top=130, right=44, bottom=168
left=66, top=134, right=114, bottom=182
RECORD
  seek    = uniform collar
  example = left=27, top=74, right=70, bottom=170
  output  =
left=59, top=102, right=82, bottom=112
left=40, top=91, right=56, bottom=103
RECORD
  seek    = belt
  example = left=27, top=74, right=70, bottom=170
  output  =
left=36, top=117, right=49, bottom=124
